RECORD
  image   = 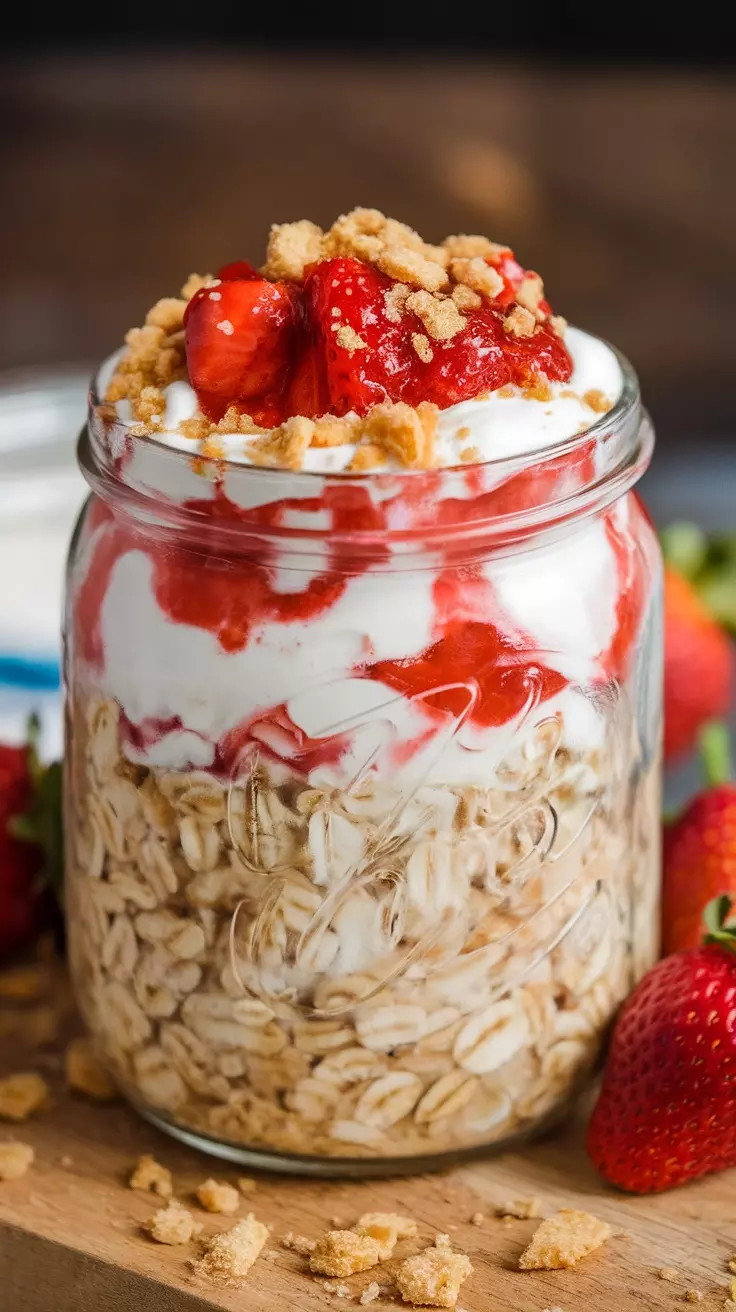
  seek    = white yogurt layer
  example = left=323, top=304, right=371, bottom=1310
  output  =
left=109, top=327, right=622, bottom=473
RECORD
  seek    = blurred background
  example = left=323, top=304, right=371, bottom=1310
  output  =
left=0, top=17, right=735, bottom=774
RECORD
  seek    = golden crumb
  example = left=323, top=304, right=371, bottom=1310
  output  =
left=449, top=257, right=504, bottom=301
left=383, top=282, right=411, bottom=323
left=196, top=1178, right=240, bottom=1215
left=0, top=966, right=45, bottom=999
left=180, top=273, right=216, bottom=300
left=496, top=1198, right=542, bottom=1220
left=145, top=297, right=187, bottom=332
left=434, top=1233, right=452, bottom=1249
left=378, top=246, right=448, bottom=293
left=334, top=324, right=368, bottom=354
left=0, top=1073, right=49, bottom=1122
left=443, top=234, right=509, bottom=262
left=730, top=1259, right=736, bottom=1274
left=281, top=1232, right=315, bottom=1255
left=320, top=1280, right=351, bottom=1296
left=311, top=414, right=360, bottom=447
left=347, top=443, right=388, bottom=472
left=65, top=1037, right=117, bottom=1101
left=355, top=1222, right=398, bottom=1262
left=504, top=306, right=536, bottom=338
left=362, top=400, right=438, bottom=470
left=583, top=388, right=613, bottom=414
left=456, top=425, right=472, bottom=440
left=411, top=333, right=434, bottom=363
left=0, top=1141, right=33, bottom=1180
left=201, top=436, right=225, bottom=460
left=396, top=1246, right=473, bottom=1308
left=357, top=1212, right=418, bottom=1241
left=516, top=273, right=545, bottom=315
left=470, top=1212, right=484, bottom=1227
left=248, top=416, right=315, bottom=470
left=192, top=1214, right=269, bottom=1285
left=451, top=284, right=482, bottom=311
left=684, top=1292, right=703, bottom=1303
left=549, top=314, right=567, bottom=337
left=360, top=1282, right=382, bottom=1305
left=144, top=1199, right=201, bottom=1246
left=129, top=1153, right=173, bottom=1199
left=264, top=219, right=324, bottom=281
left=310, top=1230, right=383, bottom=1278
left=105, top=311, right=186, bottom=409
left=659, top=1268, right=679, bottom=1281
left=523, top=376, right=554, bottom=402
left=405, top=290, right=466, bottom=341
left=519, top=1209, right=612, bottom=1271
left=238, top=1177, right=258, bottom=1195
left=323, top=208, right=387, bottom=262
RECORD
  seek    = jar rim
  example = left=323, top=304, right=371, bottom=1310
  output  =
left=82, top=334, right=651, bottom=554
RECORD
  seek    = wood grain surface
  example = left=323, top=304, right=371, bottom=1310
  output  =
left=0, top=53, right=734, bottom=441
left=1, top=1024, right=735, bottom=1311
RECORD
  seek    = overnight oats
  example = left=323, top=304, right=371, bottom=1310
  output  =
left=63, top=209, right=662, bottom=1172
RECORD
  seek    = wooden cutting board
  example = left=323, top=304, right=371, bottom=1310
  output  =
left=0, top=969, right=734, bottom=1312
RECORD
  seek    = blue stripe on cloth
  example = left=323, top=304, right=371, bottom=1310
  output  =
left=0, top=655, right=61, bottom=691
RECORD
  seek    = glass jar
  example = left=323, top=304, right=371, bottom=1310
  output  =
left=64, top=345, right=661, bottom=1174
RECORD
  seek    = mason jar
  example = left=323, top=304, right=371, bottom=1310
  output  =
left=64, top=344, right=661, bottom=1174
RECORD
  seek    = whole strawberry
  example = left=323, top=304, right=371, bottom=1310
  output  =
left=663, top=723, right=736, bottom=954
left=664, top=564, right=733, bottom=762
left=0, top=721, right=62, bottom=959
left=587, top=896, right=736, bottom=1193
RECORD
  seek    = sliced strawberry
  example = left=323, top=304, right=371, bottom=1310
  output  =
left=401, top=307, right=511, bottom=408
left=285, top=336, right=330, bottom=419
left=184, top=277, right=301, bottom=422
left=304, top=257, right=415, bottom=416
left=502, top=319, right=572, bottom=385
left=216, top=259, right=260, bottom=281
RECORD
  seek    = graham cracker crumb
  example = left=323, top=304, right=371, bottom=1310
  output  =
left=360, top=1282, right=382, bottom=1305
left=238, top=1177, right=258, bottom=1195
left=65, top=1037, right=117, bottom=1101
left=378, top=245, right=448, bottom=293
left=504, top=306, right=536, bottom=338
left=583, top=388, right=613, bottom=414
left=248, top=416, right=315, bottom=470
left=434, top=1233, right=452, bottom=1249
left=196, top=1178, right=240, bottom=1214
left=335, top=325, right=368, bottom=354
left=451, top=284, right=482, bottom=311
left=396, top=1246, right=473, bottom=1308
left=516, top=273, right=545, bottom=315
left=324, top=208, right=387, bottom=262
left=383, top=282, right=410, bottom=323
left=450, top=257, right=504, bottom=300
left=549, top=314, right=567, bottom=337
left=129, top=1154, right=173, bottom=1199
left=264, top=219, right=324, bottom=281
left=180, top=273, right=216, bottom=300
left=357, top=1212, right=418, bottom=1241
left=412, top=333, right=434, bottom=363
left=405, top=290, right=466, bottom=341
left=310, top=1230, right=383, bottom=1278
left=456, top=425, right=471, bottom=439
left=519, top=1209, right=612, bottom=1270
left=523, top=376, right=554, bottom=403
left=281, top=1232, right=315, bottom=1255
left=470, top=1212, right=484, bottom=1226
left=0, top=1073, right=49, bottom=1122
left=347, top=442, right=387, bottom=472
left=685, top=1292, right=703, bottom=1303
left=0, top=1140, right=33, bottom=1180
left=659, top=1268, right=679, bottom=1281
left=321, top=1280, right=351, bottom=1296
left=497, top=384, right=516, bottom=398
left=192, top=1214, right=269, bottom=1285
left=362, top=400, right=438, bottom=470
left=144, top=1199, right=201, bottom=1246
left=443, top=234, right=509, bottom=262
left=145, top=297, right=187, bottom=332
left=312, top=414, right=361, bottom=447
left=496, top=1198, right=542, bottom=1220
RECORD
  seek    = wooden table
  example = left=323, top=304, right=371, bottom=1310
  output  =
left=1, top=990, right=735, bottom=1312
left=0, top=53, right=734, bottom=444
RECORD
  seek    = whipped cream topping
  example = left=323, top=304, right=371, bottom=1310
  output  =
left=106, top=327, right=622, bottom=474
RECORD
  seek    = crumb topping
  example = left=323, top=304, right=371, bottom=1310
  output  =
left=334, top=325, right=368, bottom=354
left=310, top=1230, right=384, bottom=1278
left=395, top=1245, right=473, bottom=1308
left=0, top=1140, right=34, bottom=1180
left=504, top=306, right=536, bottom=338
left=405, top=290, right=466, bottom=341
left=196, top=1177, right=240, bottom=1214
left=411, top=333, right=434, bottom=363
left=145, top=1199, right=201, bottom=1245
left=129, top=1153, right=173, bottom=1198
left=192, top=1214, right=269, bottom=1285
left=518, top=1208, right=612, bottom=1270
left=264, top=219, right=324, bottom=281
left=449, top=257, right=504, bottom=301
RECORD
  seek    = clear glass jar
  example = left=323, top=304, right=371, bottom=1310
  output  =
left=64, top=346, right=662, bottom=1174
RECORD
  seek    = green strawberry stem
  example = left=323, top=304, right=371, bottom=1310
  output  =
left=8, top=714, right=64, bottom=904
left=700, top=720, right=733, bottom=788
left=703, top=895, right=736, bottom=952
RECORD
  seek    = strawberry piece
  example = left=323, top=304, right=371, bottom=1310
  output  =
left=587, top=896, right=736, bottom=1193
left=664, top=565, right=734, bottom=761
left=662, top=724, right=736, bottom=954
left=216, top=260, right=260, bottom=281
left=184, top=276, right=301, bottom=424
left=401, top=307, right=511, bottom=408
left=501, top=319, right=572, bottom=386
left=304, top=257, right=415, bottom=416
left=284, top=337, right=330, bottom=420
